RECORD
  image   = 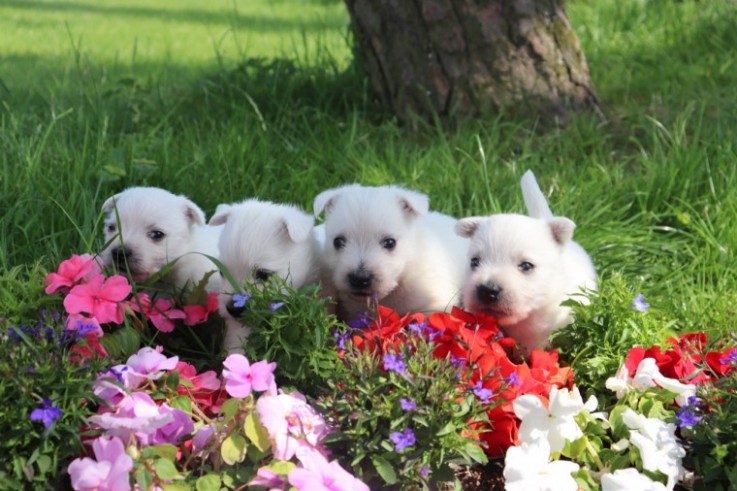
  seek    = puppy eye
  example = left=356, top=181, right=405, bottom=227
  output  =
left=470, top=257, right=480, bottom=270
left=518, top=261, right=534, bottom=272
left=106, top=224, right=116, bottom=233
left=255, top=269, right=272, bottom=282
left=147, top=230, right=166, bottom=241
left=381, top=238, right=396, bottom=251
left=333, top=236, right=346, bottom=250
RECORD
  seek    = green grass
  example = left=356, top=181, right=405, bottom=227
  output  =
left=2, top=0, right=736, bottom=333
left=0, top=2, right=733, bottom=330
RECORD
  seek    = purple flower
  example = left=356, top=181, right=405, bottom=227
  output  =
left=504, top=373, right=521, bottom=387
left=719, top=350, right=737, bottom=366
left=347, top=311, right=371, bottom=329
left=30, top=399, right=62, bottom=428
left=269, top=302, right=285, bottom=312
left=450, top=355, right=466, bottom=369
left=333, top=329, right=350, bottom=351
left=472, top=381, right=494, bottom=404
left=676, top=395, right=703, bottom=429
left=389, top=428, right=416, bottom=452
left=420, top=466, right=430, bottom=478
left=232, top=292, right=252, bottom=309
left=631, top=293, right=650, bottom=313
left=383, top=353, right=407, bottom=374
left=400, top=398, right=417, bottom=412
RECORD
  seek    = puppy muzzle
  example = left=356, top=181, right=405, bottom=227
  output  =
left=476, top=283, right=502, bottom=304
left=347, top=270, right=373, bottom=294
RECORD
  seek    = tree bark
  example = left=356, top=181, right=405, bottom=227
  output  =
left=344, top=0, right=601, bottom=126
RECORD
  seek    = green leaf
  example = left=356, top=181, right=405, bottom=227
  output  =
left=135, top=467, right=153, bottom=491
left=461, top=442, right=488, bottom=465
left=151, top=444, right=178, bottom=462
left=244, top=412, right=271, bottom=452
left=436, top=421, right=457, bottom=437
left=171, top=395, right=192, bottom=415
left=220, top=398, right=241, bottom=422
left=195, top=473, right=222, bottom=491
left=371, top=455, right=398, bottom=484
left=154, top=458, right=179, bottom=480
left=562, top=436, right=588, bottom=459
left=263, top=459, right=296, bottom=475
left=221, top=434, right=247, bottom=465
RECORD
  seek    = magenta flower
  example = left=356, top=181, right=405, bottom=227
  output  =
left=125, top=346, right=179, bottom=383
left=222, top=354, right=276, bottom=398
left=44, top=254, right=102, bottom=295
left=149, top=405, right=194, bottom=446
left=288, top=447, right=369, bottom=491
left=64, top=274, right=131, bottom=324
left=256, top=392, right=328, bottom=460
left=67, top=436, right=133, bottom=491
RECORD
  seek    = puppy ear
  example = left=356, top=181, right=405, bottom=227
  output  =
left=395, top=188, right=429, bottom=217
left=282, top=207, right=314, bottom=243
left=313, top=188, right=341, bottom=217
left=209, top=204, right=232, bottom=226
left=184, top=201, right=206, bottom=226
left=101, top=194, right=121, bottom=214
left=455, top=217, right=483, bottom=238
left=548, top=217, right=576, bottom=245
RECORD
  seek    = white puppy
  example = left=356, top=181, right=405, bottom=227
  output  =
left=209, top=199, right=322, bottom=353
left=101, top=187, right=221, bottom=291
left=455, top=171, right=597, bottom=354
left=314, top=184, right=468, bottom=322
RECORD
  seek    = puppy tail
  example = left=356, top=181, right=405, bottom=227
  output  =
left=521, top=170, right=553, bottom=219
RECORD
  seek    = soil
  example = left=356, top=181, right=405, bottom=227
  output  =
left=452, top=461, right=505, bottom=490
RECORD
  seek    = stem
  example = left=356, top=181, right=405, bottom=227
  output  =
left=586, top=439, right=606, bottom=471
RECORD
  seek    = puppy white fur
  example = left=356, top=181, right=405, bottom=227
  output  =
left=314, top=184, right=468, bottom=322
left=210, top=199, right=322, bottom=353
left=101, top=187, right=221, bottom=290
left=455, top=171, right=597, bottom=354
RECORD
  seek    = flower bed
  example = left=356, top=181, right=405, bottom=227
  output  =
left=3, top=254, right=736, bottom=490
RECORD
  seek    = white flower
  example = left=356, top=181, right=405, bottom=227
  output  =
left=514, top=386, right=597, bottom=453
left=601, top=468, right=667, bottom=491
left=606, top=358, right=696, bottom=406
left=504, top=437, right=580, bottom=491
left=622, top=409, right=685, bottom=489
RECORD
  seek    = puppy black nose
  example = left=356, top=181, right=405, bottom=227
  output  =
left=226, top=299, right=245, bottom=318
left=111, top=247, right=130, bottom=268
left=348, top=271, right=373, bottom=290
left=476, top=284, right=502, bottom=304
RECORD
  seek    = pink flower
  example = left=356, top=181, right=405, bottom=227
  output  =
left=182, top=292, right=220, bottom=326
left=192, top=425, right=217, bottom=453
left=222, top=354, right=276, bottom=398
left=150, top=405, right=194, bottom=446
left=64, top=275, right=131, bottom=324
left=256, top=392, right=328, bottom=460
left=288, top=447, right=369, bottom=491
left=125, top=346, right=179, bottom=383
left=88, top=393, right=174, bottom=443
left=93, top=364, right=139, bottom=404
left=130, top=293, right=186, bottom=333
left=250, top=467, right=288, bottom=490
left=45, top=254, right=102, bottom=295
left=67, top=436, right=133, bottom=491
left=175, top=361, right=225, bottom=415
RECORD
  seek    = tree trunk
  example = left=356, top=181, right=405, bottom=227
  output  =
left=344, top=0, right=601, bottom=126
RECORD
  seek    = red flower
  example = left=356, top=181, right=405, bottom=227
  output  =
left=182, top=292, right=220, bottom=326
left=63, top=275, right=131, bottom=325
left=174, top=361, right=226, bottom=415
left=69, top=333, right=108, bottom=364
